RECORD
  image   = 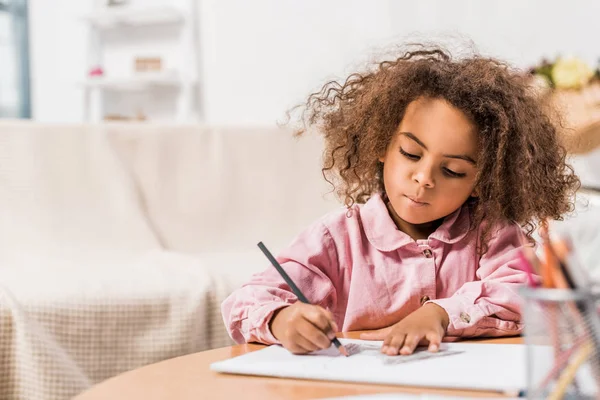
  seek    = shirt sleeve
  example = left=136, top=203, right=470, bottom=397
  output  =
left=221, top=220, right=339, bottom=344
left=429, top=222, right=533, bottom=337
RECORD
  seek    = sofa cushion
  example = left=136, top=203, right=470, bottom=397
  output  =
left=106, top=124, right=340, bottom=254
left=0, top=122, right=160, bottom=265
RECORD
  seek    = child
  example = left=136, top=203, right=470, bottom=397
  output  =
left=221, top=45, right=580, bottom=356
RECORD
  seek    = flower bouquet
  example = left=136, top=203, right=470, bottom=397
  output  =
left=529, top=57, right=600, bottom=154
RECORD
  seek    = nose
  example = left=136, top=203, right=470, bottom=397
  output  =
left=412, top=165, right=435, bottom=189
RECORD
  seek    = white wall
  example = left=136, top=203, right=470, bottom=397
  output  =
left=198, top=0, right=394, bottom=125
left=28, top=0, right=88, bottom=122
left=28, top=0, right=600, bottom=125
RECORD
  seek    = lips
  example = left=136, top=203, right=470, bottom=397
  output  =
left=405, top=195, right=428, bottom=205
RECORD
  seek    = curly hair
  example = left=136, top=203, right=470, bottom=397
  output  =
left=294, top=44, right=580, bottom=247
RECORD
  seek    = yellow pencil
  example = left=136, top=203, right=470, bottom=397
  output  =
left=547, top=341, right=594, bottom=400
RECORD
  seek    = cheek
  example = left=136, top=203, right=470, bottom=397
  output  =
left=441, top=178, right=477, bottom=198
left=383, top=159, right=410, bottom=184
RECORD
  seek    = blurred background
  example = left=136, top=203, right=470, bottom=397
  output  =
left=0, top=0, right=599, bottom=125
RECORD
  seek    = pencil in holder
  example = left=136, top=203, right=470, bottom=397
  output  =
left=521, top=287, right=600, bottom=399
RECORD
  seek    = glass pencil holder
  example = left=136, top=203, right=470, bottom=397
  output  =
left=521, top=287, right=600, bottom=399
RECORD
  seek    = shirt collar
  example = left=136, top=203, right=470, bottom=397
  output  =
left=361, top=193, right=472, bottom=252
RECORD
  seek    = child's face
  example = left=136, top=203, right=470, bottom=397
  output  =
left=380, top=97, right=479, bottom=225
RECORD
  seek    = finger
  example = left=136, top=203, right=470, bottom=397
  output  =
left=425, top=331, right=442, bottom=352
left=323, top=309, right=339, bottom=334
left=287, top=335, right=316, bottom=355
left=331, top=320, right=339, bottom=333
left=289, top=327, right=322, bottom=353
left=360, top=327, right=392, bottom=341
left=382, top=330, right=398, bottom=347
left=384, top=333, right=406, bottom=356
left=400, top=333, right=424, bottom=355
left=324, top=310, right=339, bottom=333
left=304, top=307, right=336, bottom=338
left=297, top=317, right=332, bottom=350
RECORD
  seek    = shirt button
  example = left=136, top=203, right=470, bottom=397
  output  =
left=422, top=249, right=433, bottom=258
left=460, top=312, right=471, bottom=323
left=420, top=295, right=430, bottom=306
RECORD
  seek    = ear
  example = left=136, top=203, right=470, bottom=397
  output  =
left=470, top=187, right=479, bottom=198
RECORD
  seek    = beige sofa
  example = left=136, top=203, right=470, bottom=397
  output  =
left=0, top=121, right=598, bottom=400
left=0, top=121, right=339, bottom=400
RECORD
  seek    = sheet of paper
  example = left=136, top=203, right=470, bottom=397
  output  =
left=211, top=338, right=597, bottom=395
left=210, top=338, right=531, bottom=393
left=320, top=395, right=521, bottom=400
left=321, top=395, right=521, bottom=400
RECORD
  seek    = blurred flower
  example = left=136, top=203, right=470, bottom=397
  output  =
left=551, top=57, right=594, bottom=89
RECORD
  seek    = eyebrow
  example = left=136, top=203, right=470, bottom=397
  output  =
left=399, top=132, right=477, bottom=165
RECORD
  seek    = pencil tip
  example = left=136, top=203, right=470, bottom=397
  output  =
left=339, top=346, right=349, bottom=357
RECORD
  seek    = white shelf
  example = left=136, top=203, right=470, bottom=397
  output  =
left=81, top=73, right=190, bottom=91
left=83, top=5, right=184, bottom=29
left=81, top=1, right=199, bottom=122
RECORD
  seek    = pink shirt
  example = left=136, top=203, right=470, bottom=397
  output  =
left=222, top=193, right=529, bottom=344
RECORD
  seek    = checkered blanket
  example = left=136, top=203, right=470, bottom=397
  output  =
left=0, top=250, right=260, bottom=400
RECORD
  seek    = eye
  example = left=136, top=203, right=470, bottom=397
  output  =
left=400, top=148, right=420, bottom=161
left=443, top=168, right=466, bottom=178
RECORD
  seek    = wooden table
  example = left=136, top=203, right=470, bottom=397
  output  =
left=75, top=332, right=522, bottom=400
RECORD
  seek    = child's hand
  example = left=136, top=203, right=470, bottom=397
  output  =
left=269, top=302, right=338, bottom=354
left=360, top=303, right=449, bottom=356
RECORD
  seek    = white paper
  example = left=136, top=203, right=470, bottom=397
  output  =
left=210, top=339, right=529, bottom=393
left=320, top=395, right=521, bottom=400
